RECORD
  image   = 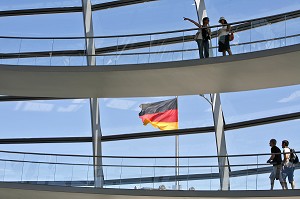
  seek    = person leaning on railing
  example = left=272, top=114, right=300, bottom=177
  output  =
left=183, top=17, right=211, bottom=59
left=201, top=17, right=211, bottom=58
left=218, top=17, right=233, bottom=56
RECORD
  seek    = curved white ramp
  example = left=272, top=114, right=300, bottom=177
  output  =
left=0, top=183, right=300, bottom=199
left=0, top=44, right=299, bottom=98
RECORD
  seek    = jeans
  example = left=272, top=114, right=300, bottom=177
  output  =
left=282, top=166, right=295, bottom=183
left=196, top=39, right=209, bottom=59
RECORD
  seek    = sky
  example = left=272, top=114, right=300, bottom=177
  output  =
left=0, top=0, right=299, bottom=190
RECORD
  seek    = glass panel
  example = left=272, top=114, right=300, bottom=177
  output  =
left=103, top=133, right=220, bottom=190
left=226, top=120, right=300, bottom=190
left=179, top=133, right=217, bottom=156
left=226, top=119, right=300, bottom=157
left=206, top=0, right=300, bottom=24
left=103, top=136, right=175, bottom=189
left=0, top=13, right=84, bottom=37
left=286, top=17, right=300, bottom=37
left=0, top=143, right=92, bottom=185
left=221, top=85, right=300, bottom=123
left=0, top=12, right=85, bottom=66
left=286, top=17, right=300, bottom=46
left=100, top=95, right=213, bottom=136
left=0, top=0, right=81, bottom=11
left=0, top=99, right=91, bottom=138
left=92, top=0, right=197, bottom=36
left=0, top=143, right=92, bottom=155
left=103, top=136, right=175, bottom=156
left=179, top=133, right=219, bottom=190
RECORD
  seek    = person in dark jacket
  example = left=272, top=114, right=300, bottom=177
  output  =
left=267, top=139, right=285, bottom=190
left=184, top=17, right=211, bottom=59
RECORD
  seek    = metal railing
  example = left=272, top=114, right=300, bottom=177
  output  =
left=0, top=10, right=299, bottom=66
left=0, top=149, right=298, bottom=190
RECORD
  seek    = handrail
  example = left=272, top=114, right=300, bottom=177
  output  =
left=0, top=149, right=299, bottom=189
left=0, top=158, right=277, bottom=168
left=0, top=149, right=297, bottom=159
left=1, top=33, right=299, bottom=59
left=0, top=10, right=298, bottom=39
left=64, top=33, right=300, bottom=57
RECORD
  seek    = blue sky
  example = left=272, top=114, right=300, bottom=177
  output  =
left=0, top=0, right=299, bottom=190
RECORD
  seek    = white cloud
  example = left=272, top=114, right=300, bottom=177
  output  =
left=106, top=99, right=136, bottom=110
left=106, top=59, right=113, bottom=65
left=134, top=106, right=142, bottom=112
left=278, top=90, right=300, bottom=103
left=63, top=57, right=70, bottom=66
left=13, top=100, right=87, bottom=113
left=225, top=104, right=300, bottom=123
left=57, top=105, right=82, bottom=112
left=22, top=102, right=54, bottom=112
left=204, top=108, right=212, bottom=112
left=13, top=101, right=85, bottom=113
left=14, top=102, right=24, bottom=111
left=72, top=99, right=87, bottom=104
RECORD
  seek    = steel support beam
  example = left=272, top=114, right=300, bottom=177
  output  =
left=194, top=0, right=207, bottom=22
left=90, top=98, right=104, bottom=188
left=194, top=0, right=230, bottom=191
left=211, top=93, right=230, bottom=190
left=1, top=111, right=300, bottom=144
left=82, top=0, right=96, bottom=66
left=82, top=0, right=103, bottom=188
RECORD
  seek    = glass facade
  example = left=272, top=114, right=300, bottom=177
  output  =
left=0, top=0, right=81, bottom=11
left=221, top=85, right=300, bottom=123
left=0, top=0, right=299, bottom=191
left=92, top=0, right=197, bottom=35
left=226, top=120, right=300, bottom=190
left=100, top=95, right=213, bottom=135
left=0, top=99, right=91, bottom=138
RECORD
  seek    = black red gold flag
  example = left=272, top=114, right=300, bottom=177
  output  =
left=139, top=98, right=178, bottom=130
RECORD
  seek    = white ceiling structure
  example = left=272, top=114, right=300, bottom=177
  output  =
left=0, top=44, right=299, bottom=98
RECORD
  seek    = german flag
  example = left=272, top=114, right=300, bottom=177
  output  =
left=139, top=98, right=178, bottom=130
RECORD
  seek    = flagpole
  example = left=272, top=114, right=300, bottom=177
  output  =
left=139, top=97, right=179, bottom=189
left=175, top=96, right=179, bottom=190
left=175, top=134, right=179, bottom=190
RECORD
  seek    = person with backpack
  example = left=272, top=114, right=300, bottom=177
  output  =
left=281, top=140, right=297, bottom=189
left=183, top=17, right=211, bottom=59
left=267, top=139, right=285, bottom=190
left=218, top=17, right=233, bottom=56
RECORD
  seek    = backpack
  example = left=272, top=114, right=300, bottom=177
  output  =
left=202, top=28, right=211, bottom=41
left=290, top=148, right=299, bottom=164
left=229, top=32, right=234, bottom=41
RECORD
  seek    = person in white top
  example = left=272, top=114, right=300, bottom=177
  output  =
left=183, top=17, right=211, bottom=59
left=218, top=17, right=232, bottom=56
left=282, top=140, right=296, bottom=189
